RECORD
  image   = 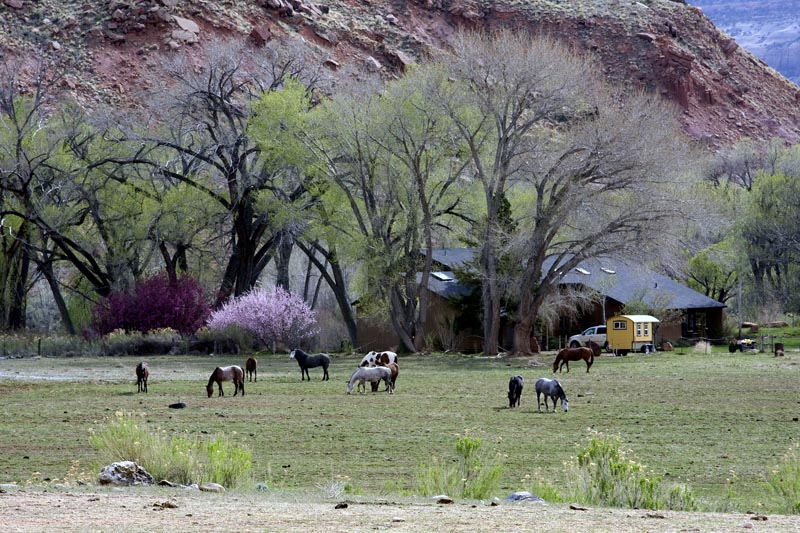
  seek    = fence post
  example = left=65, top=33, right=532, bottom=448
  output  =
left=38, top=338, right=42, bottom=357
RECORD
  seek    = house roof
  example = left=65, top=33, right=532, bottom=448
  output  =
left=428, top=248, right=476, bottom=270
left=417, top=272, right=474, bottom=300
left=551, top=256, right=725, bottom=310
left=423, top=248, right=725, bottom=310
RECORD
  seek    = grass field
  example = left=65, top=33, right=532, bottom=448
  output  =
left=0, top=348, right=798, bottom=513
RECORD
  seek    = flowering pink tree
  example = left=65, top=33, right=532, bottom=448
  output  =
left=207, top=286, right=317, bottom=350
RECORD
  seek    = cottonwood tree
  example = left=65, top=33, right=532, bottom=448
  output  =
left=304, top=73, right=469, bottom=352
left=420, top=31, right=596, bottom=354
left=118, top=41, right=324, bottom=306
left=427, top=31, right=697, bottom=354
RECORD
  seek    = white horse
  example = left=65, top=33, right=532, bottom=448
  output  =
left=347, top=366, right=393, bottom=394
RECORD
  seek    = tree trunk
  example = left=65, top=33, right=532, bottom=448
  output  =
left=275, top=231, right=294, bottom=290
left=39, top=260, right=75, bottom=335
left=295, top=241, right=358, bottom=348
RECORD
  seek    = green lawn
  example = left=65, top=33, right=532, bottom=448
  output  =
left=0, top=349, right=798, bottom=512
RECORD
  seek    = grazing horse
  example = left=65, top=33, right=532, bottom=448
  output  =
left=290, top=349, right=330, bottom=381
left=586, top=341, right=603, bottom=359
left=347, top=366, right=393, bottom=394
left=245, top=357, right=257, bottom=382
left=535, top=378, right=569, bottom=412
left=553, top=347, right=594, bottom=373
left=206, top=365, right=244, bottom=397
left=359, top=350, right=398, bottom=367
left=371, top=362, right=399, bottom=392
left=135, top=362, right=149, bottom=394
left=508, top=375, right=524, bottom=408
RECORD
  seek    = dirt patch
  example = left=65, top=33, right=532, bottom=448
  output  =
left=0, top=487, right=797, bottom=532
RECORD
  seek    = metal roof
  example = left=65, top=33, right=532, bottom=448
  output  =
left=551, top=256, right=725, bottom=310
left=423, top=249, right=725, bottom=310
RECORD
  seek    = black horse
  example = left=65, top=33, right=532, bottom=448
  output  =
left=508, top=375, right=524, bottom=408
left=289, top=349, right=330, bottom=381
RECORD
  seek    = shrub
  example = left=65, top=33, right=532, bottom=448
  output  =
left=768, top=443, right=800, bottom=514
left=90, top=414, right=252, bottom=487
left=565, top=431, right=696, bottom=511
left=207, top=286, right=317, bottom=350
left=99, top=328, right=183, bottom=356
left=415, top=436, right=504, bottom=500
left=92, top=273, right=210, bottom=336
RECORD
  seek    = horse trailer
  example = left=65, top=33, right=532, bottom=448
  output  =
left=606, top=314, right=660, bottom=356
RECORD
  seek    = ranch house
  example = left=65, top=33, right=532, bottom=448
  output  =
left=355, top=248, right=725, bottom=353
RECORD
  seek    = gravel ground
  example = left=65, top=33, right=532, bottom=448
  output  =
left=1, top=487, right=799, bottom=532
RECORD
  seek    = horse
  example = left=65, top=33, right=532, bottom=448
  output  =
left=347, top=366, right=393, bottom=394
left=206, top=365, right=244, bottom=397
left=245, top=357, right=257, bottom=382
left=535, top=378, right=569, bottom=412
left=371, top=362, right=399, bottom=392
left=359, top=350, right=398, bottom=367
left=553, top=346, right=593, bottom=373
left=586, top=341, right=603, bottom=359
left=135, top=362, right=149, bottom=394
left=290, top=349, right=330, bottom=381
left=508, top=375, right=524, bottom=408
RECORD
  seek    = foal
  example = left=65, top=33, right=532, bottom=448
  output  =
left=508, top=375, right=524, bottom=408
left=135, top=362, right=149, bottom=394
left=245, top=357, right=257, bottom=382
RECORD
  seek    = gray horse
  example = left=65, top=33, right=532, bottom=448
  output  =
left=347, top=366, right=393, bottom=394
left=535, top=378, right=568, bottom=412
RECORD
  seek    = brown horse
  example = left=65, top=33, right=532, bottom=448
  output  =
left=245, top=357, right=257, bottom=382
left=553, top=347, right=594, bottom=373
left=371, top=361, right=399, bottom=392
left=206, top=365, right=245, bottom=397
left=586, top=341, right=603, bottom=359
left=135, top=362, right=149, bottom=393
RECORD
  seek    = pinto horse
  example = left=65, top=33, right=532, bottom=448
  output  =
left=290, top=349, right=330, bottom=381
left=135, top=362, right=149, bottom=394
left=535, top=378, right=569, bottom=412
left=553, top=346, right=594, bottom=373
left=359, top=350, right=398, bottom=367
left=206, top=365, right=244, bottom=397
left=508, top=375, right=524, bottom=408
left=245, top=357, right=257, bottom=382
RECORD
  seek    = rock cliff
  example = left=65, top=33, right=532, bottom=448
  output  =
left=2, top=0, right=799, bottom=148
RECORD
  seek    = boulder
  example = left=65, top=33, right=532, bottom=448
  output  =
left=98, top=461, right=154, bottom=486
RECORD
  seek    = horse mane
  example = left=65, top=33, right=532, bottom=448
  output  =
left=207, top=368, right=220, bottom=388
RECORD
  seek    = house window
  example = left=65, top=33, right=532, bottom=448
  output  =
left=636, top=323, right=642, bottom=337
left=644, top=323, right=649, bottom=337
left=613, top=321, right=627, bottom=330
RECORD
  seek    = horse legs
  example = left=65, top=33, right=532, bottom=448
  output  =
left=302, top=368, right=309, bottom=381
left=217, top=382, right=224, bottom=397
left=322, top=366, right=329, bottom=381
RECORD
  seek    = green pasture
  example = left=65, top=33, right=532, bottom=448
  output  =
left=0, top=349, right=798, bottom=511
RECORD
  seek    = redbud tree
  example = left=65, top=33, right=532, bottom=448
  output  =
left=92, top=273, right=211, bottom=336
left=207, top=286, right=317, bottom=350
